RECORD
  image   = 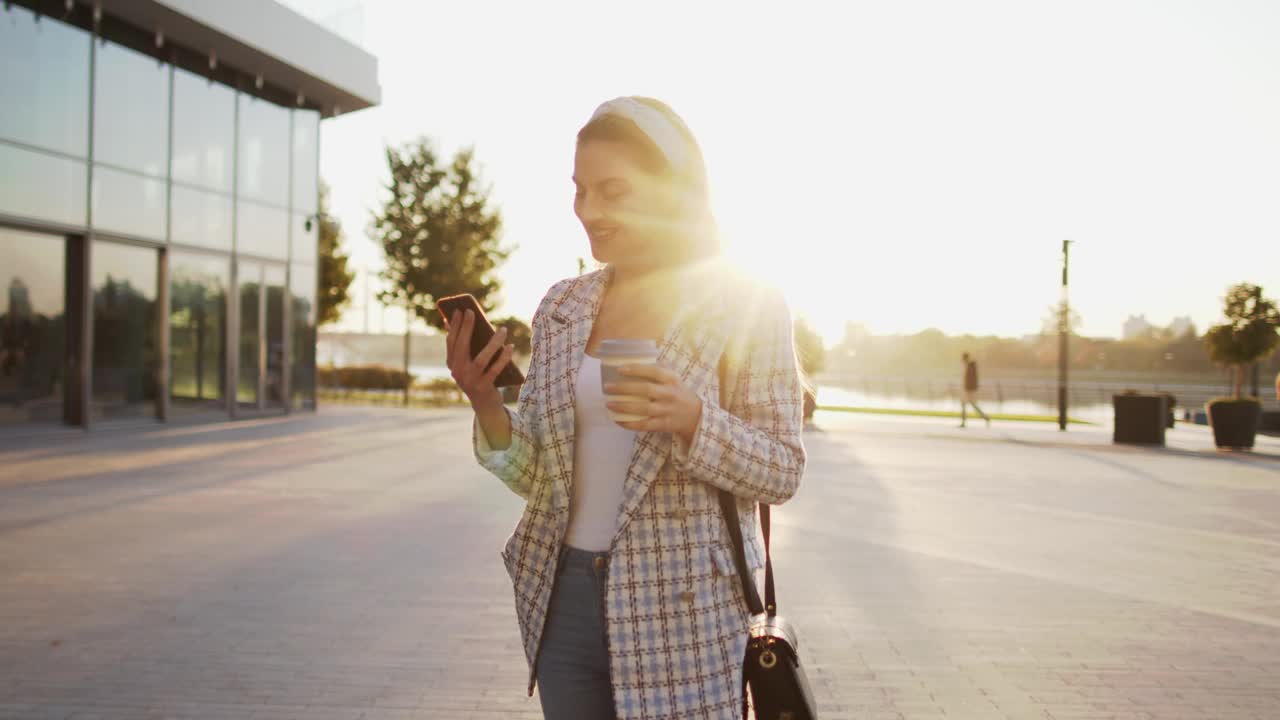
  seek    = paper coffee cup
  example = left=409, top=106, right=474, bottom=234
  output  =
left=596, top=339, right=660, bottom=424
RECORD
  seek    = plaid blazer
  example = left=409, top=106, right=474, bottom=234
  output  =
left=472, top=264, right=807, bottom=720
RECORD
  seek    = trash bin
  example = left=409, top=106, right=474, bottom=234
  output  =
left=1113, top=393, right=1168, bottom=446
left=1260, top=410, right=1280, bottom=435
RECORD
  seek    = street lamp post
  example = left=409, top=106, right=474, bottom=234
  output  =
left=1058, top=240, right=1073, bottom=431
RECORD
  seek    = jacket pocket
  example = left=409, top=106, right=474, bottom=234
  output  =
left=709, top=542, right=738, bottom=577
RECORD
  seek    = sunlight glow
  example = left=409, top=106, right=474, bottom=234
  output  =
left=304, top=0, right=1280, bottom=348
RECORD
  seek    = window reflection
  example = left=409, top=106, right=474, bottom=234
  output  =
left=265, top=265, right=286, bottom=408
left=92, top=166, right=166, bottom=240
left=94, top=40, right=169, bottom=176
left=172, top=68, right=235, bottom=192
left=292, top=110, right=320, bottom=214
left=92, top=241, right=158, bottom=419
left=0, top=230, right=66, bottom=425
left=0, top=142, right=88, bottom=227
left=0, top=5, right=90, bottom=157
left=172, top=186, right=232, bottom=251
left=170, top=252, right=228, bottom=412
left=290, top=263, right=317, bottom=409
left=237, top=95, right=290, bottom=207
left=237, top=261, right=261, bottom=405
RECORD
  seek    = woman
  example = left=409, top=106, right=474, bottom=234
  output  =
left=446, top=96, right=807, bottom=720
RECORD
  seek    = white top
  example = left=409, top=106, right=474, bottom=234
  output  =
left=564, top=353, right=636, bottom=551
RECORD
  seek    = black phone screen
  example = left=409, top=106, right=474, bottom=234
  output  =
left=437, top=294, right=526, bottom=388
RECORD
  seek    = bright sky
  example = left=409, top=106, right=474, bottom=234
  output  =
left=286, top=0, right=1280, bottom=346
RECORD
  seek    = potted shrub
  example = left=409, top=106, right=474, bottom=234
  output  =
left=1203, top=284, right=1280, bottom=449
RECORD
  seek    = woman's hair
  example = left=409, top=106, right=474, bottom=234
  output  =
left=577, top=97, right=720, bottom=265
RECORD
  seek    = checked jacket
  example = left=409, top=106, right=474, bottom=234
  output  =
left=471, top=264, right=807, bottom=720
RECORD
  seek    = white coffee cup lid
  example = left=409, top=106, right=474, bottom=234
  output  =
left=597, top=338, right=659, bottom=355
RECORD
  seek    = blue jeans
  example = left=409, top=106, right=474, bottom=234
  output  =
left=536, top=546, right=616, bottom=720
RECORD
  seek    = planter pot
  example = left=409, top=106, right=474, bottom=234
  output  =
left=1207, top=400, right=1261, bottom=449
left=1113, top=393, right=1167, bottom=446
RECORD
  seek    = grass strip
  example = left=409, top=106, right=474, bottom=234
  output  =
left=819, top=405, right=1095, bottom=425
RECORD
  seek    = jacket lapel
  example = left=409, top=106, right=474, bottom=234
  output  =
left=541, top=264, right=734, bottom=544
left=544, top=268, right=610, bottom=516
left=609, top=268, right=732, bottom=547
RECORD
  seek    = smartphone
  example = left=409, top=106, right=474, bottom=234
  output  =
left=436, top=293, right=526, bottom=388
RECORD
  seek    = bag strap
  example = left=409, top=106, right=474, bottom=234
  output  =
left=716, top=351, right=777, bottom=618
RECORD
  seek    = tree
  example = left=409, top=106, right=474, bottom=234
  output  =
left=1203, top=283, right=1280, bottom=398
left=1040, top=300, right=1082, bottom=336
left=793, top=317, right=826, bottom=378
left=492, top=316, right=532, bottom=358
left=317, top=182, right=355, bottom=327
left=792, top=317, right=826, bottom=423
left=370, top=138, right=507, bottom=403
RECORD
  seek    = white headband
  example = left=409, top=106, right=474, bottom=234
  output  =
left=590, top=97, right=690, bottom=171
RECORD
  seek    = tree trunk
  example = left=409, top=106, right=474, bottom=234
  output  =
left=403, top=311, right=411, bottom=407
left=1233, top=364, right=1244, bottom=399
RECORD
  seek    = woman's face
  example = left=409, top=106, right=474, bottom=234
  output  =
left=573, top=140, right=681, bottom=268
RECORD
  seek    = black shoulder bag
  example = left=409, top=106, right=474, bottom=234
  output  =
left=717, top=353, right=817, bottom=720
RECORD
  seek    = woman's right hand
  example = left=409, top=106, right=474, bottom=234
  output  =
left=445, top=309, right=515, bottom=408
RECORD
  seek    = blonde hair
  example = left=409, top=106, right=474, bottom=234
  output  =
left=577, top=97, right=720, bottom=266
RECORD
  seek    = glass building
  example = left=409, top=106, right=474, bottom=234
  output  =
left=0, top=0, right=379, bottom=429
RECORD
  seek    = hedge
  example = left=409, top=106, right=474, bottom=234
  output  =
left=317, top=364, right=414, bottom=390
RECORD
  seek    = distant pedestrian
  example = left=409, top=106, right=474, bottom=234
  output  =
left=961, top=352, right=990, bottom=428
left=446, top=96, right=807, bottom=720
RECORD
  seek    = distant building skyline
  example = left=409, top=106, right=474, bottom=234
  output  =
left=1123, top=315, right=1155, bottom=340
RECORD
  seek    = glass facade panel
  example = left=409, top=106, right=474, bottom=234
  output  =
left=0, top=229, right=66, bottom=425
left=92, top=241, right=158, bottom=419
left=292, top=110, right=320, bottom=214
left=171, top=185, right=232, bottom=251
left=171, top=68, right=235, bottom=192
left=237, top=95, right=290, bottom=207
left=237, top=261, right=260, bottom=405
left=0, top=9, right=331, bottom=429
left=94, top=40, right=169, bottom=176
left=237, top=200, right=289, bottom=260
left=0, top=142, right=87, bottom=227
left=92, top=166, right=166, bottom=240
left=291, top=212, right=319, bottom=265
left=170, top=252, right=228, bottom=411
left=290, top=264, right=317, bottom=410
left=265, top=265, right=287, bottom=407
left=0, top=6, right=90, bottom=157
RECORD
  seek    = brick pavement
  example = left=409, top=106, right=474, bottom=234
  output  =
left=1, top=407, right=1277, bottom=719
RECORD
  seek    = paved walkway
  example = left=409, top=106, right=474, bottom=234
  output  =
left=1, top=407, right=1277, bottom=719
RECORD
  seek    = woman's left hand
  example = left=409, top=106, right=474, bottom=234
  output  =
left=604, top=365, right=703, bottom=443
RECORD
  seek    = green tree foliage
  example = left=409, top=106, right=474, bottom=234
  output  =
left=370, top=139, right=507, bottom=329
left=1204, top=283, right=1280, bottom=398
left=828, top=321, right=1254, bottom=378
left=492, top=316, right=532, bottom=357
left=1040, top=300, right=1083, bottom=336
left=317, top=182, right=354, bottom=327
left=793, top=317, right=826, bottom=377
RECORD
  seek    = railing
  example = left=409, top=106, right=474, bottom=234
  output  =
left=814, top=374, right=1277, bottom=421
